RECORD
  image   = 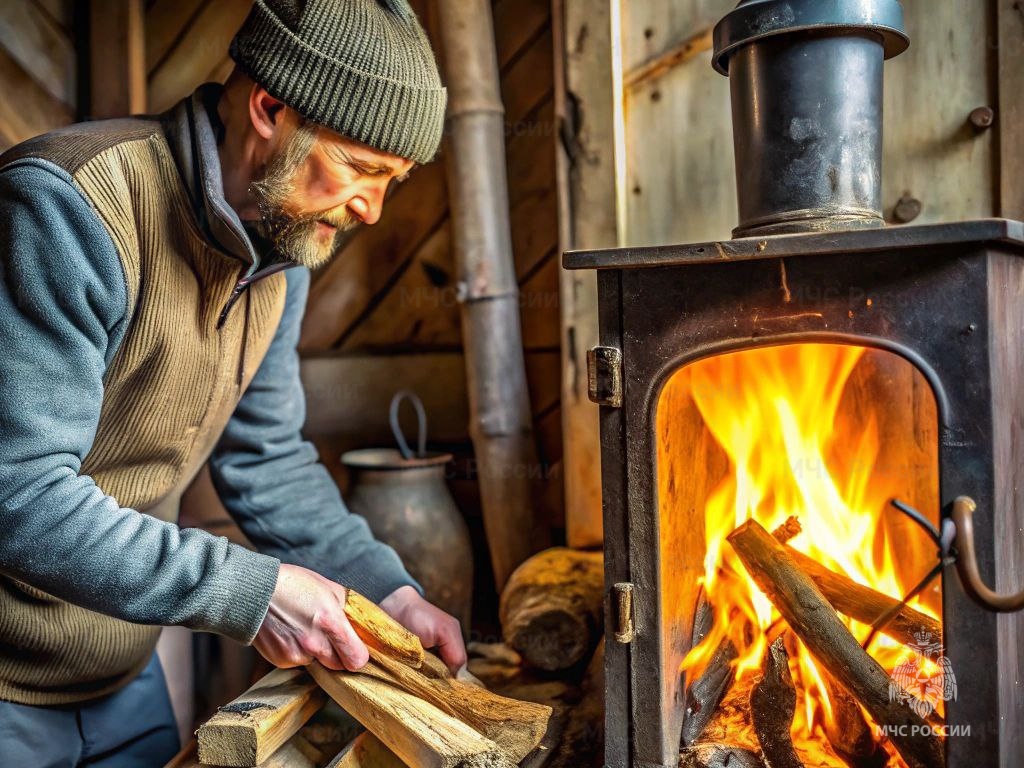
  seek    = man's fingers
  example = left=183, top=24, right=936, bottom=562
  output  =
left=434, top=616, right=468, bottom=674
left=321, top=610, right=370, bottom=672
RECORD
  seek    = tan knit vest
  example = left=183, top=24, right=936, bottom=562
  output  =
left=0, top=120, right=287, bottom=704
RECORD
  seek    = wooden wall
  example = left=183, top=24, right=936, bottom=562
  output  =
left=0, top=1, right=75, bottom=150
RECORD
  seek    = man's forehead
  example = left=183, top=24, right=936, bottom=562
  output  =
left=317, top=127, right=415, bottom=173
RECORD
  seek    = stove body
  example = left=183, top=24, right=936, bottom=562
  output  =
left=566, top=220, right=1024, bottom=767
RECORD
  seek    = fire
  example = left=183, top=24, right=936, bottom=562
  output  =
left=669, top=344, right=942, bottom=759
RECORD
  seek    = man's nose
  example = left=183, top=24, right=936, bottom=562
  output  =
left=347, top=182, right=387, bottom=226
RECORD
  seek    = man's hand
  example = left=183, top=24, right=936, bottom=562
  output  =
left=253, top=564, right=370, bottom=671
left=380, top=585, right=467, bottom=674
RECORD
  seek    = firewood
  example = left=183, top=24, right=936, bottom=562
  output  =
left=728, top=519, right=943, bottom=768
left=329, top=732, right=407, bottom=768
left=781, top=544, right=940, bottom=648
left=682, top=637, right=738, bottom=747
left=309, top=662, right=517, bottom=768
left=679, top=742, right=766, bottom=768
left=749, top=636, right=802, bottom=768
left=361, top=649, right=552, bottom=762
left=822, top=672, right=889, bottom=768
left=166, top=734, right=318, bottom=768
left=499, top=547, right=604, bottom=670
left=197, top=668, right=326, bottom=767
left=345, top=589, right=424, bottom=668
left=682, top=518, right=800, bottom=747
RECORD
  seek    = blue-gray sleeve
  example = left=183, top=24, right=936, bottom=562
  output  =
left=0, top=160, right=279, bottom=644
left=209, top=266, right=421, bottom=603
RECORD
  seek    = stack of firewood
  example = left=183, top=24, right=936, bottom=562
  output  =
left=164, top=591, right=554, bottom=768
left=681, top=518, right=944, bottom=768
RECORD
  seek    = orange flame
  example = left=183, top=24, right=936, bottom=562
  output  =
left=671, top=344, right=941, bottom=759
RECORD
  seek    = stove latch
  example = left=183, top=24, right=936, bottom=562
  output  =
left=611, top=582, right=635, bottom=643
left=588, top=346, right=623, bottom=407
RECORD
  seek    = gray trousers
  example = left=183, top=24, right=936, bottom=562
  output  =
left=0, top=654, right=180, bottom=767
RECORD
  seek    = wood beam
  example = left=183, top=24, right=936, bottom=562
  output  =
left=89, top=0, right=146, bottom=117
left=998, top=0, right=1024, bottom=218
left=197, top=668, right=326, bottom=767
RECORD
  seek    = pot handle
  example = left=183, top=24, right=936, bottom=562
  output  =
left=390, top=390, right=428, bottom=460
left=952, top=496, right=1024, bottom=612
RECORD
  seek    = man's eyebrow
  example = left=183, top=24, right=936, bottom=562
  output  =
left=322, top=142, right=399, bottom=175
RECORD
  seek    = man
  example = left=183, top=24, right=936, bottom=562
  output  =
left=0, top=1, right=462, bottom=764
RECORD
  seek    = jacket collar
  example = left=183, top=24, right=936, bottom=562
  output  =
left=162, top=83, right=262, bottom=269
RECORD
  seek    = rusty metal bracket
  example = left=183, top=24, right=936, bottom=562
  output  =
left=612, top=582, right=635, bottom=643
left=588, top=346, right=623, bottom=407
left=951, top=496, right=1024, bottom=613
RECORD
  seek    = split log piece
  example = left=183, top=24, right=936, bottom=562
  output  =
left=499, top=547, right=604, bottom=671
left=197, top=668, right=326, bottom=767
left=329, top=732, right=408, bottom=768
left=727, top=519, right=943, bottom=768
left=782, top=545, right=940, bottom=648
left=822, top=672, right=889, bottom=768
left=679, top=742, right=766, bottom=768
left=309, top=661, right=516, bottom=768
left=748, top=636, right=802, bottom=768
left=681, top=518, right=800, bottom=747
left=362, top=649, right=552, bottom=762
left=166, top=733, right=317, bottom=768
left=345, top=589, right=425, bottom=668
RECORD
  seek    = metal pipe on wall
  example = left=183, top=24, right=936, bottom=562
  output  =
left=435, top=0, right=546, bottom=590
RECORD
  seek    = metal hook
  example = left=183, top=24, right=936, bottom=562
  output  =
left=389, top=390, right=428, bottom=460
left=951, top=496, right=1024, bottom=613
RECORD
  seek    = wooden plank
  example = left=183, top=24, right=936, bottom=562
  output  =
left=299, top=352, right=470, bottom=440
left=999, top=0, right=1024, bottom=218
left=145, top=0, right=207, bottom=75
left=0, top=46, right=73, bottom=150
left=147, top=0, right=252, bottom=112
left=90, top=0, right=147, bottom=117
left=492, top=0, right=549, bottom=71
left=558, top=0, right=617, bottom=548
left=308, top=662, right=516, bottom=768
left=197, top=668, right=326, bottom=767
left=166, top=734, right=317, bottom=768
left=518, top=252, right=560, bottom=351
left=330, top=732, right=407, bottom=768
left=882, top=0, right=995, bottom=224
left=33, top=0, right=71, bottom=33
left=0, top=0, right=75, bottom=107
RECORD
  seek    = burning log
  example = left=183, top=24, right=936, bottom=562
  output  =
left=499, top=547, right=604, bottom=671
left=727, top=519, right=943, bottom=768
left=822, top=673, right=889, bottom=768
left=748, top=636, right=802, bottom=768
left=782, top=545, right=940, bottom=648
left=679, top=742, right=765, bottom=768
left=682, top=519, right=802, bottom=747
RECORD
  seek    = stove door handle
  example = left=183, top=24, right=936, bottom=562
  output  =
left=951, top=496, right=1024, bottom=613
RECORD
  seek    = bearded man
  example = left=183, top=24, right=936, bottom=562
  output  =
left=0, top=1, right=463, bottom=764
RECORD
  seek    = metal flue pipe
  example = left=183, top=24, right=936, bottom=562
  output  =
left=435, top=0, right=545, bottom=590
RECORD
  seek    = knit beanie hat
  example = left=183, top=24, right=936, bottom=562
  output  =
left=230, top=0, right=447, bottom=164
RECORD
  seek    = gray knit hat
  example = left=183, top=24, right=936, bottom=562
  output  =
left=230, top=0, right=446, bottom=164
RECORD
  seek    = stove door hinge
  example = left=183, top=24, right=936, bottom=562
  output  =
left=588, top=346, right=623, bottom=407
left=611, top=582, right=635, bottom=643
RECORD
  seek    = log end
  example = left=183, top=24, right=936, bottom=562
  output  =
left=197, top=722, right=259, bottom=767
left=507, top=610, right=590, bottom=671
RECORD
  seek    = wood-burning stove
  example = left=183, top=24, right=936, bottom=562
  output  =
left=563, top=2, right=1024, bottom=766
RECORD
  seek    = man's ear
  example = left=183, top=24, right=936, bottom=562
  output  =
left=249, top=85, right=287, bottom=141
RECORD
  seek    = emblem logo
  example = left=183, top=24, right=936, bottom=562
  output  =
left=888, top=630, right=957, bottom=719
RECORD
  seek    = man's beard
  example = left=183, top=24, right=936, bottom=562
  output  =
left=248, top=124, right=359, bottom=269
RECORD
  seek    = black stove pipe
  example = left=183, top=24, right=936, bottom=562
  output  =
left=713, top=0, right=910, bottom=238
